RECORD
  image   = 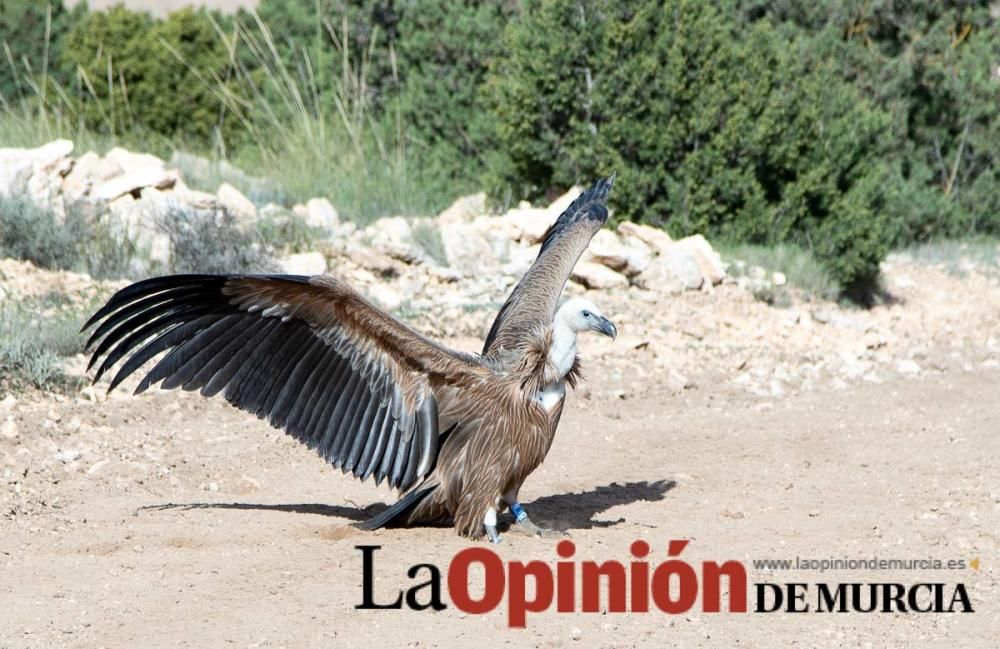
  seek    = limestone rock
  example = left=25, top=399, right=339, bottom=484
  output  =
left=217, top=182, right=257, bottom=221
left=440, top=222, right=498, bottom=274
left=366, top=216, right=417, bottom=261
left=0, top=139, right=74, bottom=195
left=674, top=234, right=726, bottom=285
left=438, top=192, right=487, bottom=224
left=617, top=221, right=674, bottom=256
left=585, top=230, right=652, bottom=277
left=92, top=148, right=178, bottom=201
left=171, top=178, right=219, bottom=210
left=500, top=205, right=554, bottom=244
left=571, top=261, right=629, bottom=290
left=637, top=249, right=703, bottom=292
left=367, top=284, right=403, bottom=311
left=305, top=197, right=339, bottom=230
left=280, top=252, right=327, bottom=276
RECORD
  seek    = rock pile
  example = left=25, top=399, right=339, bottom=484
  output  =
left=0, top=141, right=728, bottom=296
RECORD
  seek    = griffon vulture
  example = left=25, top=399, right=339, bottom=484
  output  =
left=83, top=175, right=618, bottom=542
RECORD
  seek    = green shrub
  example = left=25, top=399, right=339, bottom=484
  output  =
left=395, top=0, right=513, bottom=197
left=159, top=204, right=278, bottom=274
left=738, top=1, right=1000, bottom=242
left=0, top=294, right=87, bottom=392
left=60, top=6, right=233, bottom=143
left=0, top=193, right=137, bottom=279
left=489, top=0, right=899, bottom=294
left=0, top=0, right=85, bottom=105
left=246, top=0, right=400, bottom=112
left=256, top=209, right=325, bottom=253
left=0, top=193, right=79, bottom=269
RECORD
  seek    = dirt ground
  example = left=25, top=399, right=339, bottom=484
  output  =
left=1, top=347, right=997, bottom=647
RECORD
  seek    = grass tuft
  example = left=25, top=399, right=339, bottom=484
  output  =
left=719, top=242, right=839, bottom=303
left=0, top=293, right=90, bottom=393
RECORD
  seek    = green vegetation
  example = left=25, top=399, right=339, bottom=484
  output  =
left=719, top=242, right=839, bottom=303
left=158, top=204, right=278, bottom=274
left=0, top=193, right=135, bottom=279
left=1, top=0, right=999, bottom=299
left=0, top=293, right=88, bottom=392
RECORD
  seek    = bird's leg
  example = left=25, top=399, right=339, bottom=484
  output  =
left=483, top=507, right=501, bottom=544
left=504, top=493, right=567, bottom=538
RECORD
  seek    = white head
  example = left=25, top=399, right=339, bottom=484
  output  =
left=555, top=297, right=617, bottom=339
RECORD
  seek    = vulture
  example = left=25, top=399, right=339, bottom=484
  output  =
left=83, top=175, right=618, bottom=542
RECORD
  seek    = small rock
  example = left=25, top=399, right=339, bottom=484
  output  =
left=584, top=230, right=652, bottom=277
left=217, top=182, right=257, bottom=221
left=54, top=448, right=81, bottom=463
left=772, top=271, right=787, bottom=286
left=440, top=222, right=498, bottom=274
left=367, top=284, right=403, bottom=311
left=0, top=395, right=16, bottom=412
left=437, top=192, right=486, bottom=224
left=305, top=197, right=339, bottom=230
left=897, top=359, right=921, bottom=375
left=0, top=418, right=17, bottom=440
left=570, top=627, right=582, bottom=642
left=674, top=234, right=726, bottom=284
left=639, top=250, right=703, bottom=291
left=280, top=252, right=327, bottom=276
left=500, top=206, right=555, bottom=244
left=570, top=262, right=629, bottom=290
left=667, top=369, right=692, bottom=392
left=616, top=221, right=673, bottom=255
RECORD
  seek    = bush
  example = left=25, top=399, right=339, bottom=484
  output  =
left=0, top=294, right=87, bottom=392
left=395, top=0, right=513, bottom=197
left=488, top=0, right=900, bottom=293
left=246, top=0, right=400, bottom=112
left=60, top=6, right=234, bottom=143
left=738, top=1, right=1000, bottom=242
left=0, top=193, right=79, bottom=269
left=159, top=204, right=278, bottom=274
left=0, top=0, right=85, bottom=105
left=0, top=193, right=137, bottom=279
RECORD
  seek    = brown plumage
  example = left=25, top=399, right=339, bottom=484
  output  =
left=82, top=174, right=617, bottom=540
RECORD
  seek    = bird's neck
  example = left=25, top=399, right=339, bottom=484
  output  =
left=547, top=320, right=578, bottom=382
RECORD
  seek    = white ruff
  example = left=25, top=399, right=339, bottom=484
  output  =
left=548, top=319, right=577, bottom=379
left=536, top=381, right=566, bottom=412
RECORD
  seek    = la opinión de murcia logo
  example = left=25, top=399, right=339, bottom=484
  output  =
left=355, top=540, right=975, bottom=627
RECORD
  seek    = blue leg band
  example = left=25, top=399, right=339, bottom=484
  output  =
left=510, top=501, right=528, bottom=522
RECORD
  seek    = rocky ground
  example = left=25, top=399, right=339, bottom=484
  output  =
left=1, top=246, right=999, bottom=647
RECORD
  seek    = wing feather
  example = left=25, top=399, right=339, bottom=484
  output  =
left=483, top=174, right=615, bottom=356
left=83, top=274, right=491, bottom=492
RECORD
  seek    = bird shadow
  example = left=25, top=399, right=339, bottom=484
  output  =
left=515, top=479, right=676, bottom=532
left=138, top=479, right=676, bottom=533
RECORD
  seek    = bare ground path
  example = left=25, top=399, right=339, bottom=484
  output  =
left=2, top=365, right=998, bottom=647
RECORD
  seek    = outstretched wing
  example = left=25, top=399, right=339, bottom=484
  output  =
left=483, top=174, right=615, bottom=356
left=82, top=274, right=492, bottom=492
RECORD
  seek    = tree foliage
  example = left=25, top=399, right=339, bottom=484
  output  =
left=61, top=6, right=233, bottom=142
left=0, top=0, right=85, bottom=104
left=488, top=0, right=901, bottom=292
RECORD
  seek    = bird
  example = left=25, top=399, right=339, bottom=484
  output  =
left=82, top=174, right=618, bottom=542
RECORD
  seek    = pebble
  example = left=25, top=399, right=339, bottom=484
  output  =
left=54, top=449, right=81, bottom=463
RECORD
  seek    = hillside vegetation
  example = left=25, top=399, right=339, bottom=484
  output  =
left=1, top=0, right=999, bottom=296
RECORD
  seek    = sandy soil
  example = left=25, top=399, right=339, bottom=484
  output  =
left=1, top=349, right=997, bottom=647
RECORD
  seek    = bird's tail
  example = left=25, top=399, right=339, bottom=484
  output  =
left=358, top=483, right=437, bottom=530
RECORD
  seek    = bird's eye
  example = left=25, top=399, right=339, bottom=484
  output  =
left=582, top=310, right=591, bottom=318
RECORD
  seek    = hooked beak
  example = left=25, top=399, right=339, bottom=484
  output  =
left=595, top=316, right=617, bottom=340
